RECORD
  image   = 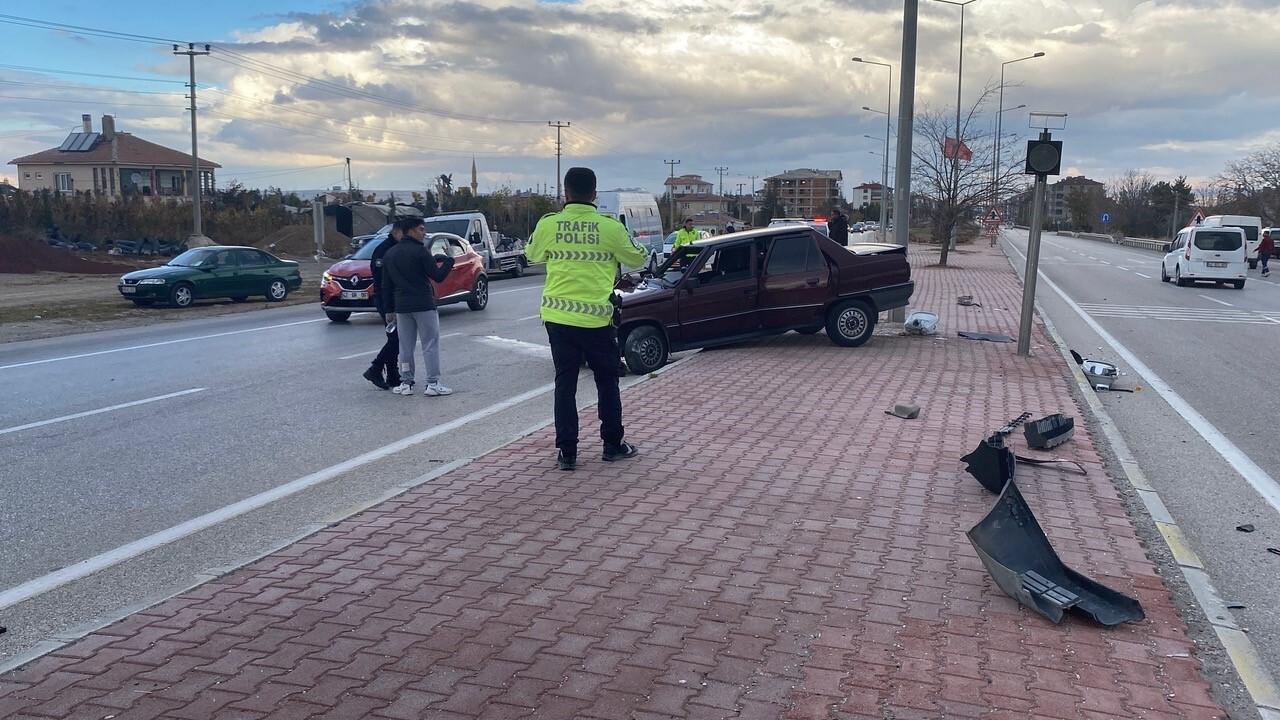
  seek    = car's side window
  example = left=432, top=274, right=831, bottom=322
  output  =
left=766, top=234, right=812, bottom=275
left=211, top=250, right=236, bottom=268
left=429, top=237, right=450, bottom=256
left=234, top=249, right=263, bottom=267
left=447, top=240, right=465, bottom=257
left=696, top=244, right=754, bottom=285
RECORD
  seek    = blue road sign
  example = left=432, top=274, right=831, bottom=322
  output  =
left=1101, top=212, right=1112, bottom=224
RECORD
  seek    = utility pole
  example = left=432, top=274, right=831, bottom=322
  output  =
left=715, top=166, right=729, bottom=197
left=664, top=159, right=681, bottom=231
left=173, top=43, right=210, bottom=239
left=749, top=175, right=759, bottom=225
left=345, top=157, right=353, bottom=199
left=892, top=0, right=920, bottom=323
left=548, top=121, right=570, bottom=204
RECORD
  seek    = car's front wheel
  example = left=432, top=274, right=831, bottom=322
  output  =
left=509, top=262, right=523, bottom=278
left=266, top=279, right=289, bottom=302
left=168, top=282, right=194, bottom=308
left=825, top=299, right=875, bottom=347
left=326, top=311, right=351, bottom=322
left=467, top=275, right=489, bottom=311
left=624, top=326, right=668, bottom=375
left=1160, top=264, right=1170, bottom=282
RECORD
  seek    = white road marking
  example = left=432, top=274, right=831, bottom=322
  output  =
left=0, top=388, right=206, bottom=437
left=1100, top=260, right=1112, bottom=265
left=338, top=350, right=379, bottom=360
left=1135, top=273, right=1152, bottom=279
left=477, top=335, right=552, bottom=358
left=1005, top=239, right=1280, bottom=514
left=517, top=314, right=542, bottom=322
left=490, top=285, right=544, bottom=297
left=0, top=318, right=327, bottom=371
left=1089, top=256, right=1098, bottom=260
left=0, top=381, right=558, bottom=612
left=1118, top=266, right=1130, bottom=271
left=1199, top=294, right=1235, bottom=307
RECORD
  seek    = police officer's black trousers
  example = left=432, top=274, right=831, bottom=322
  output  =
left=373, top=300, right=400, bottom=376
left=545, top=321, right=624, bottom=456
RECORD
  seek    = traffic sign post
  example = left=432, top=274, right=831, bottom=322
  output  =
left=1017, top=113, right=1067, bottom=358
left=1101, top=211, right=1111, bottom=235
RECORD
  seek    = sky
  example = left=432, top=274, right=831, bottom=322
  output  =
left=2, top=0, right=1278, bottom=200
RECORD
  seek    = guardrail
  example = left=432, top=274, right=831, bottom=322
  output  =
left=1052, top=230, right=1165, bottom=253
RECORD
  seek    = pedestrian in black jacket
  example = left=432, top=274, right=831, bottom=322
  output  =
left=382, top=217, right=455, bottom=396
left=362, top=222, right=403, bottom=390
left=828, top=211, right=850, bottom=246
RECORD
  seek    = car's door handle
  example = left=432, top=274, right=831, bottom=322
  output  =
left=805, top=277, right=820, bottom=286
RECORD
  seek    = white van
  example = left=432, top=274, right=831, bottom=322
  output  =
left=1200, top=215, right=1262, bottom=268
left=1161, top=225, right=1247, bottom=288
left=596, top=191, right=663, bottom=265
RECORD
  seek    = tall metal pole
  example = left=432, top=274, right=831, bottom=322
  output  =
left=345, top=157, right=353, bottom=198
left=993, top=53, right=1044, bottom=215
left=548, top=121, right=570, bottom=204
left=664, top=159, right=681, bottom=231
left=1017, top=130, right=1051, bottom=357
left=715, top=166, right=729, bottom=197
left=174, top=43, right=209, bottom=238
left=891, top=0, right=919, bottom=323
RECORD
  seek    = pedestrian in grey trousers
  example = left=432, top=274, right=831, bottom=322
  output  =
left=380, top=217, right=455, bottom=396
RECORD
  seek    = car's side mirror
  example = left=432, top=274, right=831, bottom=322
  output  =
left=470, top=232, right=481, bottom=243
left=1163, top=244, right=1172, bottom=253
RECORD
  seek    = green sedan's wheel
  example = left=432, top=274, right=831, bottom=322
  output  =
left=168, top=283, right=194, bottom=308
left=266, top=279, right=289, bottom=302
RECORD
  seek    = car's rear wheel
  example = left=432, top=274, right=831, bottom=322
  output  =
left=326, top=311, right=351, bottom=322
left=825, top=299, right=875, bottom=347
left=230, top=296, right=248, bottom=303
left=467, top=275, right=489, bottom=311
left=1249, top=259, right=1258, bottom=269
left=168, top=283, right=194, bottom=308
left=624, top=326, right=668, bottom=375
left=1160, top=264, right=1170, bottom=282
left=1175, top=266, right=1189, bottom=287
left=1234, top=279, right=1246, bottom=289
left=266, top=279, right=289, bottom=302
left=509, top=262, right=523, bottom=278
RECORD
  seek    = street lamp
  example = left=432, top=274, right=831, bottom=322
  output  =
left=992, top=52, right=1045, bottom=208
left=852, top=57, right=893, bottom=239
left=932, top=0, right=978, bottom=250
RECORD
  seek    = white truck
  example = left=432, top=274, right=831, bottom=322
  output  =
left=422, top=211, right=532, bottom=277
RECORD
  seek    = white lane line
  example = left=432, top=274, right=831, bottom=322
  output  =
left=1005, top=239, right=1280, bottom=514
left=477, top=335, right=552, bottom=358
left=0, top=388, right=206, bottom=437
left=1118, top=266, right=1130, bottom=271
left=517, top=314, right=542, bottom=322
left=1199, top=294, right=1235, bottom=307
left=1135, top=273, right=1152, bottom=279
left=0, top=381, right=558, bottom=612
left=1100, top=260, right=1112, bottom=265
left=338, top=350, right=379, bottom=360
left=490, top=285, right=543, bottom=297
left=0, top=318, right=327, bottom=371
left=1089, top=256, right=1098, bottom=260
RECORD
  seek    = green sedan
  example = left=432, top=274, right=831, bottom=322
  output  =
left=118, top=246, right=303, bottom=308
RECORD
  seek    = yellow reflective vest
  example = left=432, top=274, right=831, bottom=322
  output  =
left=674, top=228, right=700, bottom=249
left=527, top=202, right=649, bottom=328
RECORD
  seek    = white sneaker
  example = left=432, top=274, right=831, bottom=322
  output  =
left=391, top=383, right=414, bottom=395
left=424, top=382, right=453, bottom=396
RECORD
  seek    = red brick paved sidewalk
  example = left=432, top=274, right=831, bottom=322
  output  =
left=0, top=243, right=1224, bottom=719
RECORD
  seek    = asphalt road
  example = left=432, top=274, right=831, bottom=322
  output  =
left=1000, top=227, right=1280, bottom=677
left=0, top=271, right=667, bottom=666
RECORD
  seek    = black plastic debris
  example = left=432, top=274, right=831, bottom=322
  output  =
left=1268, top=548, right=1280, bottom=557
left=959, top=331, right=1014, bottom=343
left=995, top=412, right=1033, bottom=436
left=961, top=434, right=1016, bottom=494
left=967, top=480, right=1146, bottom=626
left=1024, top=414, right=1075, bottom=450
left=1237, top=524, right=1256, bottom=533
left=886, top=403, right=921, bottom=419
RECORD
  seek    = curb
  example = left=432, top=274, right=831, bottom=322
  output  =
left=0, top=350, right=700, bottom=676
left=1000, top=234, right=1280, bottom=720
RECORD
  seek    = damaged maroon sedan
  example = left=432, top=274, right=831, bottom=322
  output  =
left=614, top=226, right=913, bottom=374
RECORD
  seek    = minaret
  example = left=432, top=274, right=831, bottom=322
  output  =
left=470, top=157, right=478, bottom=195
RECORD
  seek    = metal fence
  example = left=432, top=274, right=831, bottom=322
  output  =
left=1053, top=231, right=1165, bottom=253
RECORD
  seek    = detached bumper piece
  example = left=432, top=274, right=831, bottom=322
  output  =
left=961, top=434, right=1016, bottom=494
left=1023, top=414, right=1075, bottom=450
left=967, top=480, right=1145, bottom=626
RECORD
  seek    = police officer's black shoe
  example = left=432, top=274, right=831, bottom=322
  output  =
left=363, top=365, right=389, bottom=390
left=602, top=442, right=639, bottom=462
left=557, top=451, right=577, bottom=471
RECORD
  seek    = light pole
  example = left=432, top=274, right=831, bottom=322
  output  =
left=852, top=57, right=892, bottom=240
left=933, top=0, right=978, bottom=250
left=992, top=52, right=1045, bottom=209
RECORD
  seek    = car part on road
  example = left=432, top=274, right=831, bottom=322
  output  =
left=1267, top=548, right=1280, bottom=557
left=1023, top=414, right=1075, bottom=450
left=1237, top=524, right=1256, bottom=533
left=885, top=403, right=921, bottom=419
left=904, top=311, right=939, bottom=336
left=958, top=331, right=1014, bottom=343
left=967, top=479, right=1146, bottom=626
left=961, top=434, right=1017, bottom=494
left=957, top=295, right=982, bottom=307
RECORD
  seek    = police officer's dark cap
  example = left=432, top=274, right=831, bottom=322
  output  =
left=564, top=167, right=596, bottom=197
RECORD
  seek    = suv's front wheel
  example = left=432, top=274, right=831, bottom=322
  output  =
left=467, top=275, right=489, bottom=311
left=826, top=299, right=875, bottom=347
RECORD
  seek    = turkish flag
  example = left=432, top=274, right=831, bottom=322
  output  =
left=943, top=137, right=973, bottom=162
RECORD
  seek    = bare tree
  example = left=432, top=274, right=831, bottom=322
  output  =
left=1109, top=170, right=1155, bottom=237
left=911, top=84, right=1024, bottom=266
left=1218, top=143, right=1280, bottom=221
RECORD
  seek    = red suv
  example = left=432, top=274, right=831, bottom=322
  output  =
left=320, top=232, right=490, bottom=321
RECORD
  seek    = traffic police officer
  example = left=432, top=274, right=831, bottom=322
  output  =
left=528, top=167, right=649, bottom=471
left=673, top=217, right=699, bottom=250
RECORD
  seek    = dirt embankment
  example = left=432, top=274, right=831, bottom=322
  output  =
left=255, top=225, right=350, bottom=258
left=0, top=234, right=142, bottom=274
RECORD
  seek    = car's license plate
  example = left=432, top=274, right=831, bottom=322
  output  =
left=1207, top=262, right=1227, bottom=268
left=120, top=286, right=136, bottom=294
left=341, top=290, right=368, bottom=300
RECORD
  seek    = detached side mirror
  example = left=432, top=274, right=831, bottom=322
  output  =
left=1163, top=244, right=1172, bottom=253
left=470, top=232, right=481, bottom=243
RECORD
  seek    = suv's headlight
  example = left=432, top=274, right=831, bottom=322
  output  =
left=137, top=278, right=167, bottom=285
left=322, top=271, right=334, bottom=283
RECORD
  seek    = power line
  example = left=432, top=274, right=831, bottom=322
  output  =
left=0, top=14, right=183, bottom=46
left=0, top=63, right=186, bottom=85
left=0, top=79, right=179, bottom=96
left=0, top=94, right=184, bottom=109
